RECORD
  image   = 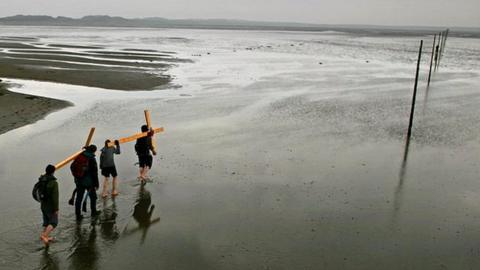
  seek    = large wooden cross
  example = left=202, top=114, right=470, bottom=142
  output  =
left=54, top=110, right=163, bottom=170
left=106, top=110, right=163, bottom=148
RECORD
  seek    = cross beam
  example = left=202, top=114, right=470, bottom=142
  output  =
left=107, top=127, right=164, bottom=147
left=107, top=110, right=163, bottom=147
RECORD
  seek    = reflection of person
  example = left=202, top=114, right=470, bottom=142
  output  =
left=39, top=164, right=59, bottom=247
left=69, top=224, right=98, bottom=270
left=100, top=198, right=119, bottom=241
left=123, top=185, right=160, bottom=244
left=40, top=249, right=59, bottom=270
left=100, top=139, right=121, bottom=198
left=135, top=125, right=156, bottom=182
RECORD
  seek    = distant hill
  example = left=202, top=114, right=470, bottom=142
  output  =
left=0, top=15, right=479, bottom=37
left=0, top=15, right=324, bottom=29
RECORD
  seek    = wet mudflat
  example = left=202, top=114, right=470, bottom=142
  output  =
left=0, top=34, right=190, bottom=91
left=0, top=30, right=192, bottom=135
left=0, top=27, right=480, bottom=269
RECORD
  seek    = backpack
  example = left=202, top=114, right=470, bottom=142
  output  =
left=70, top=154, right=89, bottom=179
left=32, top=177, right=48, bottom=203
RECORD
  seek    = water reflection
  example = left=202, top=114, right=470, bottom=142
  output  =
left=422, top=85, right=431, bottom=115
left=123, top=185, right=160, bottom=244
left=392, top=136, right=411, bottom=224
left=40, top=249, right=59, bottom=270
left=68, top=223, right=99, bottom=270
left=99, top=198, right=120, bottom=243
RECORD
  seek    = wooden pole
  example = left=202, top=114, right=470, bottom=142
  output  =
left=437, top=32, right=443, bottom=69
left=427, top=34, right=436, bottom=86
left=439, top=30, right=448, bottom=67
left=406, top=40, right=423, bottom=141
left=144, top=110, right=157, bottom=151
left=441, top=29, right=449, bottom=57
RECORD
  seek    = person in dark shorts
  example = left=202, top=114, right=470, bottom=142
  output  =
left=39, top=164, right=59, bottom=246
left=100, top=139, right=121, bottom=197
left=135, top=125, right=156, bottom=182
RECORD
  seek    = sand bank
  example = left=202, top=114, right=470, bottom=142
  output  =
left=0, top=36, right=191, bottom=134
left=0, top=39, right=191, bottom=90
left=0, top=81, right=71, bottom=134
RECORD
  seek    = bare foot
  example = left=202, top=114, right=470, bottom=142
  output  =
left=112, top=190, right=119, bottom=196
left=40, top=235, right=49, bottom=246
left=102, top=193, right=108, bottom=198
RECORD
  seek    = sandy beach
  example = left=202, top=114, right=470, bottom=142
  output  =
left=0, top=26, right=480, bottom=269
left=0, top=81, right=70, bottom=134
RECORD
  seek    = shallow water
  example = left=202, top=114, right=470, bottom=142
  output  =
left=0, top=27, right=480, bottom=270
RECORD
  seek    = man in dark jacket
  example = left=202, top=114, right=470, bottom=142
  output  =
left=135, top=125, right=156, bottom=182
left=40, top=164, right=59, bottom=246
left=74, top=144, right=100, bottom=220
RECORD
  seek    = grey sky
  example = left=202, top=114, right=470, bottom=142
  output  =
left=0, top=0, right=478, bottom=27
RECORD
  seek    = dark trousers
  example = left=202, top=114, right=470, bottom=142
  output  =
left=75, top=185, right=97, bottom=216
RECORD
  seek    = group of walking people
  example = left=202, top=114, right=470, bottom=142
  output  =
left=36, top=125, right=157, bottom=246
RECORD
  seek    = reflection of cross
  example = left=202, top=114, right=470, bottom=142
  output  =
left=106, top=110, right=163, bottom=147
left=123, top=215, right=160, bottom=244
left=55, top=127, right=96, bottom=170
left=122, top=185, right=161, bottom=244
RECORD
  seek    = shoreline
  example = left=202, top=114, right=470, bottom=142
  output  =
left=0, top=81, right=71, bottom=135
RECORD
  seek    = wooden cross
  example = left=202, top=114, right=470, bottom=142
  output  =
left=106, top=110, right=163, bottom=148
left=55, top=127, right=95, bottom=170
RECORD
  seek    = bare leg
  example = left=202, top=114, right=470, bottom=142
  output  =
left=112, top=176, right=119, bottom=195
left=143, top=167, right=150, bottom=180
left=140, top=167, right=148, bottom=180
left=102, top=177, right=109, bottom=198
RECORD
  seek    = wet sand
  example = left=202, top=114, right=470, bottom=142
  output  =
left=0, top=35, right=191, bottom=134
left=0, top=38, right=191, bottom=90
left=0, top=27, right=479, bottom=270
left=0, top=81, right=70, bottom=134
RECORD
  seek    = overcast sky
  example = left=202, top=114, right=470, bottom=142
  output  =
left=0, top=0, right=478, bottom=27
